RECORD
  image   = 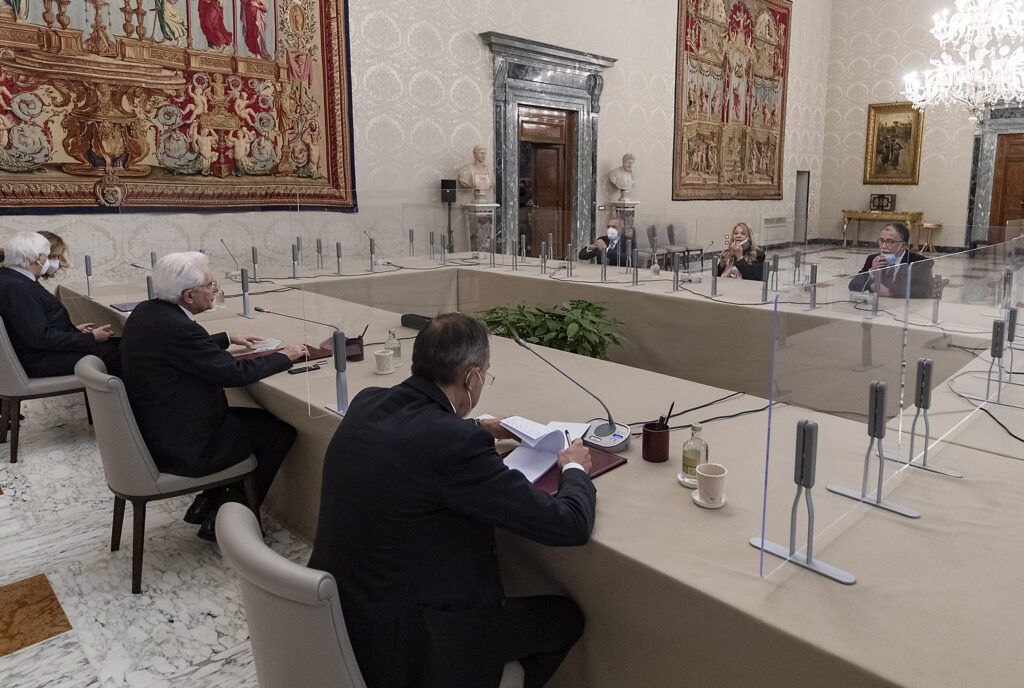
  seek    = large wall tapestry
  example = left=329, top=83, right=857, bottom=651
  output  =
left=672, top=0, right=791, bottom=200
left=0, top=0, right=354, bottom=210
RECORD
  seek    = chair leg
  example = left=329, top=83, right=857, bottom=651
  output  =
left=0, top=397, right=9, bottom=444
left=84, top=392, right=93, bottom=425
left=8, top=399, right=20, bottom=463
left=111, top=496, right=126, bottom=552
left=241, top=475, right=263, bottom=535
left=131, top=499, right=147, bottom=594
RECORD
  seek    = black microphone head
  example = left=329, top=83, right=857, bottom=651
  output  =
left=254, top=306, right=267, bottom=313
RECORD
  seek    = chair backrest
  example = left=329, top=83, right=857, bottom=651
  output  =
left=74, top=355, right=162, bottom=496
left=0, top=314, right=31, bottom=396
left=216, top=503, right=367, bottom=688
left=645, top=224, right=659, bottom=250
left=667, top=223, right=689, bottom=248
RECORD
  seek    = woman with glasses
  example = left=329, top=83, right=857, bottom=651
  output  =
left=848, top=222, right=933, bottom=298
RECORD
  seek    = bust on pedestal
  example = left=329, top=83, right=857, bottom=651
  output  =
left=608, top=153, right=636, bottom=202
left=457, top=145, right=499, bottom=253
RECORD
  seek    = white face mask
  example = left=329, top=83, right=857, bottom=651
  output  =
left=44, top=259, right=60, bottom=275
left=606, top=227, right=619, bottom=242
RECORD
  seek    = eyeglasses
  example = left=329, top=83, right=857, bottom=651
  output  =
left=480, top=369, right=496, bottom=386
left=878, top=238, right=904, bottom=247
left=188, top=280, right=219, bottom=293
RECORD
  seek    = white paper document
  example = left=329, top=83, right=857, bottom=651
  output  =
left=501, top=417, right=589, bottom=483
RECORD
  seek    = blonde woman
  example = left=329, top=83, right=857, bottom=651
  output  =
left=38, top=231, right=70, bottom=280
left=717, top=222, right=765, bottom=280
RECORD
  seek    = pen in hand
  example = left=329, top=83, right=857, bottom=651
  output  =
left=564, top=429, right=572, bottom=449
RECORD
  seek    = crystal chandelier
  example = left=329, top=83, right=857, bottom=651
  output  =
left=903, top=0, right=1024, bottom=122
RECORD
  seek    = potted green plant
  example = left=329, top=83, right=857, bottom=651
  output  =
left=479, top=299, right=624, bottom=360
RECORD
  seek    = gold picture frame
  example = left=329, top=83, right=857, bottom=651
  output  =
left=863, top=102, right=923, bottom=185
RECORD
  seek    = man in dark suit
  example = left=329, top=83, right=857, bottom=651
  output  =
left=578, top=218, right=630, bottom=266
left=849, top=222, right=934, bottom=299
left=0, top=231, right=120, bottom=377
left=308, top=313, right=597, bottom=688
left=120, top=251, right=308, bottom=540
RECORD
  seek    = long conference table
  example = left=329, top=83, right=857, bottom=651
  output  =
left=56, top=267, right=1024, bottom=687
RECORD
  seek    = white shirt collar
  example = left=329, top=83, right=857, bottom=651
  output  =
left=178, top=304, right=196, bottom=321
left=10, top=266, right=37, bottom=282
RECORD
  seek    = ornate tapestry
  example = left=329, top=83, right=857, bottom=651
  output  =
left=672, top=0, right=791, bottom=200
left=0, top=0, right=354, bottom=210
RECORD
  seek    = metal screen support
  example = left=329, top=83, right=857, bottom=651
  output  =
left=986, top=320, right=1006, bottom=401
left=887, top=359, right=961, bottom=477
left=750, top=420, right=855, bottom=585
left=827, top=382, right=920, bottom=518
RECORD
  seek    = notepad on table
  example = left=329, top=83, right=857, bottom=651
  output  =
left=501, top=416, right=589, bottom=483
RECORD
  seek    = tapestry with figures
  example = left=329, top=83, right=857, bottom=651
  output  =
left=0, top=0, right=354, bottom=210
left=672, top=0, right=790, bottom=201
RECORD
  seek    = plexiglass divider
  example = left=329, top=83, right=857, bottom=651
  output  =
left=758, top=231, right=1024, bottom=581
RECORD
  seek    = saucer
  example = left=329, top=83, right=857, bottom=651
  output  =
left=374, top=369, right=395, bottom=375
left=691, top=490, right=727, bottom=509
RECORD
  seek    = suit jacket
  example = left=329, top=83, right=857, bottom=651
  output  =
left=848, top=251, right=933, bottom=299
left=120, top=298, right=291, bottom=475
left=308, top=375, right=597, bottom=688
left=0, top=267, right=107, bottom=377
left=578, top=234, right=629, bottom=266
left=717, top=247, right=766, bottom=281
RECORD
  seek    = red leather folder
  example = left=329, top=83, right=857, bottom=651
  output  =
left=233, top=345, right=332, bottom=362
left=499, top=447, right=626, bottom=496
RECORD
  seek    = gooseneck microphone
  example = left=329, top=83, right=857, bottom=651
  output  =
left=513, top=335, right=631, bottom=452
left=220, top=238, right=241, bottom=276
left=253, top=306, right=338, bottom=331
left=130, top=262, right=152, bottom=271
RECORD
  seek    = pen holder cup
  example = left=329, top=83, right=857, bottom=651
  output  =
left=642, top=422, right=670, bottom=463
left=345, top=336, right=365, bottom=362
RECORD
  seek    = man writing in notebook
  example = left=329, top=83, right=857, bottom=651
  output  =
left=309, top=312, right=596, bottom=688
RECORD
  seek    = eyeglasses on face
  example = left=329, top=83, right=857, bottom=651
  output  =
left=189, top=280, right=219, bottom=292
left=480, top=369, right=496, bottom=386
left=878, top=238, right=904, bottom=247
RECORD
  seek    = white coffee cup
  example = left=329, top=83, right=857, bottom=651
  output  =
left=696, top=463, right=727, bottom=506
left=374, top=349, right=394, bottom=374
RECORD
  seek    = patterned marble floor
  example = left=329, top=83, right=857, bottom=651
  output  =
left=0, top=396, right=311, bottom=688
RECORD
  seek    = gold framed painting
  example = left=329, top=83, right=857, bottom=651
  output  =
left=863, top=102, right=923, bottom=185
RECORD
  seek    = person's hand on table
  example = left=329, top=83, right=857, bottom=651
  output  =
left=479, top=416, right=520, bottom=441
left=88, top=324, right=114, bottom=342
left=589, top=238, right=607, bottom=251
left=229, top=333, right=265, bottom=347
left=280, top=344, right=309, bottom=362
left=557, top=439, right=592, bottom=474
left=76, top=322, right=95, bottom=333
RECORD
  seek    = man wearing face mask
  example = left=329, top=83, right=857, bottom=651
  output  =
left=848, top=222, right=933, bottom=298
left=0, top=231, right=120, bottom=377
left=309, top=312, right=597, bottom=688
left=578, top=218, right=630, bottom=266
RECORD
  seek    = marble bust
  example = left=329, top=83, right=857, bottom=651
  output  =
left=456, top=145, right=496, bottom=202
left=608, top=153, right=636, bottom=201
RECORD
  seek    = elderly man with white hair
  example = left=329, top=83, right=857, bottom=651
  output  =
left=121, top=251, right=308, bottom=541
left=0, top=231, right=120, bottom=377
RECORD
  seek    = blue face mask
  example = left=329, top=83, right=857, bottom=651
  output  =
left=884, top=253, right=897, bottom=266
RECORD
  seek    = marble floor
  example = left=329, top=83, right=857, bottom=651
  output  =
left=0, top=396, right=311, bottom=688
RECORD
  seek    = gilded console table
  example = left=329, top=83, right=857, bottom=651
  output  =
left=841, top=210, right=924, bottom=249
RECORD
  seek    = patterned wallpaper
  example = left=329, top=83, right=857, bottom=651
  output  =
left=819, top=0, right=977, bottom=246
left=8, top=0, right=957, bottom=286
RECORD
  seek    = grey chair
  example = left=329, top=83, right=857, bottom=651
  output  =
left=75, top=355, right=259, bottom=594
left=216, top=502, right=525, bottom=688
left=637, top=225, right=668, bottom=269
left=666, top=222, right=703, bottom=268
left=0, top=314, right=90, bottom=463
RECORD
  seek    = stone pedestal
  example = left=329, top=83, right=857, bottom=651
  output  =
left=612, top=201, right=638, bottom=238
left=463, top=203, right=500, bottom=253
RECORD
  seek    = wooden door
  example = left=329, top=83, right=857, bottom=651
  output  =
left=989, top=133, right=1024, bottom=243
left=518, top=106, right=574, bottom=258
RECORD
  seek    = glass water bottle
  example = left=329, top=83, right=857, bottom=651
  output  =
left=679, top=422, right=708, bottom=488
left=386, top=329, right=402, bottom=366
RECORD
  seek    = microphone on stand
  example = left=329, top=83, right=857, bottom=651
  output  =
left=220, top=238, right=242, bottom=278
left=253, top=306, right=338, bottom=350
left=513, top=335, right=631, bottom=452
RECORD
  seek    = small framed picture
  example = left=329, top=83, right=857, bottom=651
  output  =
left=863, top=102, right=923, bottom=185
left=869, top=194, right=896, bottom=212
